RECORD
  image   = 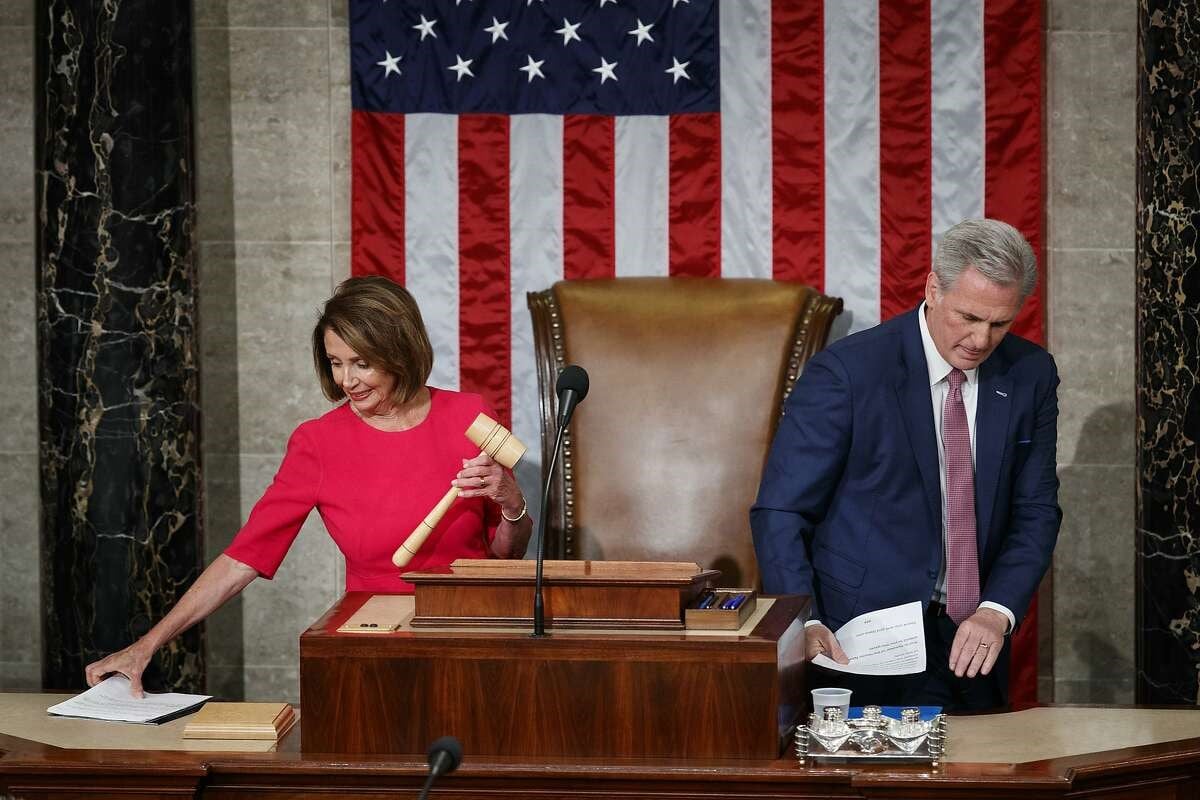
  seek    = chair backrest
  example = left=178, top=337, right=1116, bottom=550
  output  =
left=527, top=277, right=842, bottom=588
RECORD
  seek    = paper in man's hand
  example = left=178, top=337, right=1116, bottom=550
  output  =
left=811, top=601, right=926, bottom=675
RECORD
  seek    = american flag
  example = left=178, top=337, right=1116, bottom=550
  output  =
left=349, top=0, right=1043, bottom=704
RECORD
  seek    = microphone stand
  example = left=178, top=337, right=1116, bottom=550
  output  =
left=531, top=417, right=569, bottom=638
left=416, top=771, right=439, bottom=800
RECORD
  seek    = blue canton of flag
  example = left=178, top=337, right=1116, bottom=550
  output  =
left=351, top=0, right=719, bottom=115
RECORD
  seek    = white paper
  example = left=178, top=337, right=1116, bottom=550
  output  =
left=810, top=601, right=926, bottom=675
left=47, top=675, right=211, bottom=724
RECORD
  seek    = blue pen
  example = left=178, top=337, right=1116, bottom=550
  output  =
left=728, top=594, right=748, bottom=610
left=697, top=592, right=718, bottom=609
left=720, top=593, right=742, bottom=610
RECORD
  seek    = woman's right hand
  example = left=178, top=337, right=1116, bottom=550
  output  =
left=85, top=641, right=154, bottom=698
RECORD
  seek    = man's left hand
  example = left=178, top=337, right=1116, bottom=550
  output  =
left=948, top=607, right=1008, bottom=678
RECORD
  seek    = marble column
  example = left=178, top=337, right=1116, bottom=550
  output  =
left=1135, top=0, right=1200, bottom=705
left=36, top=0, right=203, bottom=692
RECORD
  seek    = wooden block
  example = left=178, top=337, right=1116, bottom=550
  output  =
left=182, top=703, right=296, bottom=741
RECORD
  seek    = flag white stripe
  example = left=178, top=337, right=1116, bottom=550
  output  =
left=510, top=114, right=564, bottom=497
left=931, top=0, right=986, bottom=249
left=615, top=116, right=669, bottom=277
left=824, top=0, right=881, bottom=334
left=405, top=114, right=460, bottom=390
left=719, top=0, right=773, bottom=279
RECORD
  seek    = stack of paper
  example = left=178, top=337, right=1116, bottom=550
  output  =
left=47, top=676, right=211, bottom=724
left=182, top=702, right=296, bottom=741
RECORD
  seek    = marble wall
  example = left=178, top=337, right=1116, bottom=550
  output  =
left=1045, top=0, right=1137, bottom=703
left=0, top=1, right=1143, bottom=704
left=36, top=0, right=204, bottom=692
left=1135, top=0, right=1200, bottom=705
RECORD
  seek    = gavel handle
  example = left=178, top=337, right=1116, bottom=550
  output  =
left=393, top=486, right=461, bottom=568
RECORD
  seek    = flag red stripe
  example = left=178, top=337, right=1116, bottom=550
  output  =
left=458, top=115, right=512, bottom=427
left=984, top=0, right=1044, bottom=707
left=985, top=0, right=1044, bottom=345
left=563, top=115, right=616, bottom=280
left=668, top=113, right=721, bottom=277
left=878, top=0, right=933, bottom=320
left=771, top=0, right=824, bottom=287
left=351, top=110, right=405, bottom=283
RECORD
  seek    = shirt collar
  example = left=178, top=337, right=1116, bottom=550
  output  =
left=918, top=302, right=978, bottom=389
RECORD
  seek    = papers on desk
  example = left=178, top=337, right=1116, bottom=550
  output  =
left=47, top=676, right=211, bottom=724
left=811, top=601, right=926, bottom=675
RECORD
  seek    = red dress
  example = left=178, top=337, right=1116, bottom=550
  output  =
left=224, top=388, right=501, bottom=593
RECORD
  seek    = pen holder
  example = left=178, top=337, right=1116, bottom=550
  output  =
left=684, top=588, right=758, bottom=630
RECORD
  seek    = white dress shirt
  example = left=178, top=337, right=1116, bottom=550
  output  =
left=919, top=302, right=1015, bottom=633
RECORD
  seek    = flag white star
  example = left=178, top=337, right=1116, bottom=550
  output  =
left=627, top=19, right=654, bottom=46
left=519, top=54, right=546, bottom=82
left=376, top=50, right=402, bottom=78
left=665, top=57, right=691, bottom=84
left=593, top=57, right=618, bottom=84
left=484, top=17, right=509, bottom=43
left=413, top=14, right=438, bottom=41
left=555, top=18, right=582, bottom=45
left=448, top=54, right=475, bottom=82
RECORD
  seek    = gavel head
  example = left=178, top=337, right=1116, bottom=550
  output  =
left=465, top=413, right=526, bottom=468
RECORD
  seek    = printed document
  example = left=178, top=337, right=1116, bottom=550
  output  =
left=810, top=601, right=926, bottom=675
left=47, top=675, right=211, bottom=724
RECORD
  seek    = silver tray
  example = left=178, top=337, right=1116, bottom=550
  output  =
left=795, top=712, right=948, bottom=765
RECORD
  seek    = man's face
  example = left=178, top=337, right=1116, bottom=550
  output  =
left=923, top=266, right=1024, bottom=370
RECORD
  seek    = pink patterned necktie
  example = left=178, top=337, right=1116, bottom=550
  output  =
left=944, top=368, right=980, bottom=624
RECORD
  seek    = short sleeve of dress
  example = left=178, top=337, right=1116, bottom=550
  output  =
left=224, top=424, right=323, bottom=579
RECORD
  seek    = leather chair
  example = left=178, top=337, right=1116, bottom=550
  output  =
left=526, top=277, right=843, bottom=587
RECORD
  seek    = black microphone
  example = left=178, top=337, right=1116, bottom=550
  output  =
left=417, top=736, right=462, bottom=800
left=554, top=364, right=589, bottom=427
left=533, top=364, right=590, bottom=637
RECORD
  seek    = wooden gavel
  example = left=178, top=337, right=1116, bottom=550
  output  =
left=392, top=413, right=527, bottom=568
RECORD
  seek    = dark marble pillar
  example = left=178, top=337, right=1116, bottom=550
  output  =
left=36, top=0, right=203, bottom=692
left=1136, top=0, right=1200, bottom=705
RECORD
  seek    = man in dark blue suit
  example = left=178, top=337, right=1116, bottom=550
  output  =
left=751, top=219, right=1060, bottom=710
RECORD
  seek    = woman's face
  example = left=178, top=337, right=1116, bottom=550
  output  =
left=323, top=328, right=398, bottom=418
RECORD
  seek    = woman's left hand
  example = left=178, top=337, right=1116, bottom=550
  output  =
left=453, top=452, right=524, bottom=518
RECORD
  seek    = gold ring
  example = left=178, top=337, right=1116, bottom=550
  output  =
left=479, top=476, right=486, bottom=486
left=978, top=642, right=989, bottom=649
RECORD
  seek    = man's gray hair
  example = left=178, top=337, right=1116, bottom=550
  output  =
left=933, top=219, right=1037, bottom=298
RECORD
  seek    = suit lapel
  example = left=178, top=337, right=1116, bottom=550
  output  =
left=975, top=355, right=1012, bottom=550
left=894, top=312, right=941, bottom=529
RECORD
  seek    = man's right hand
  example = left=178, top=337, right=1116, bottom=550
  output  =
left=84, top=642, right=153, bottom=698
left=805, top=623, right=850, bottom=664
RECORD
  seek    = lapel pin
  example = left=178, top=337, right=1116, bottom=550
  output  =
left=995, top=389, right=1008, bottom=398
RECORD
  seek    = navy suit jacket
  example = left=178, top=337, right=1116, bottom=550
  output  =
left=751, top=308, right=1060, bottom=631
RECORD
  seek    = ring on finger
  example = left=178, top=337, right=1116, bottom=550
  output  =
left=479, top=476, right=486, bottom=486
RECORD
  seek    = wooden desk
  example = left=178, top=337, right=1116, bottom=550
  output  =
left=299, top=592, right=807, bottom=759
left=2, top=700, right=1199, bottom=798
